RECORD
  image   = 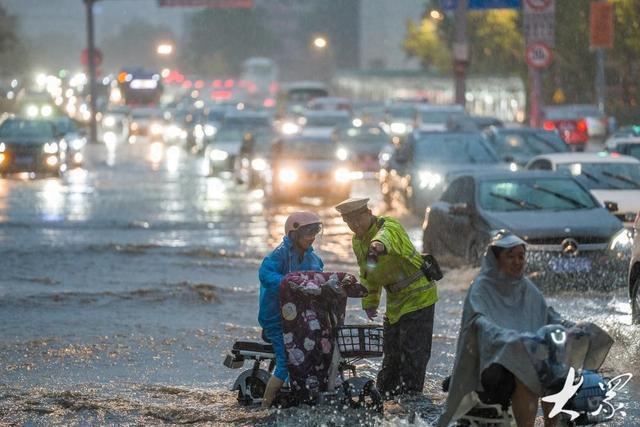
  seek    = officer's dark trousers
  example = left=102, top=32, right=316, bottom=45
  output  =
left=376, top=305, right=435, bottom=397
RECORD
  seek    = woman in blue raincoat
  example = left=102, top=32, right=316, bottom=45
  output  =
left=258, top=211, right=324, bottom=407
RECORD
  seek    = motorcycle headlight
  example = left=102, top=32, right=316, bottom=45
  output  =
left=609, top=228, right=633, bottom=252
left=336, top=147, right=349, bottom=161
left=418, top=171, right=442, bottom=190
left=334, top=168, right=351, bottom=183
left=251, top=158, right=267, bottom=171
left=43, top=142, right=59, bottom=154
left=279, top=167, right=298, bottom=184
left=209, top=149, right=229, bottom=161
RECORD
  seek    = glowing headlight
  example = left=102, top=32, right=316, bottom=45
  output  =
left=352, top=118, right=363, bottom=127
left=150, top=123, right=164, bottom=135
left=279, top=168, right=298, bottom=184
left=209, top=149, right=229, bottom=161
left=103, top=116, right=116, bottom=128
left=204, top=124, right=217, bottom=137
left=251, top=158, right=267, bottom=171
left=380, top=152, right=391, bottom=162
left=103, top=131, right=117, bottom=146
left=418, top=171, right=443, bottom=190
left=390, top=122, right=408, bottom=134
left=281, top=122, right=300, bottom=135
left=41, top=105, right=53, bottom=117
left=609, top=228, right=633, bottom=251
left=26, top=104, right=39, bottom=118
left=43, top=142, right=59, bottom=154
left=0, top=143, right=5, bottom=153
left=509, top=162, right=518, bottom=172
left=70, top=138, right=86, bottom=151
left=336, top=147, right=349, bottom=161
left=334, top=168, right=351, bottom=183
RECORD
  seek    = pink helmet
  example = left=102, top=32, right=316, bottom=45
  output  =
left=284, top=211, right=322, bottom=236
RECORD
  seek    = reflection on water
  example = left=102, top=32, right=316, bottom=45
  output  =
left=39, top=179, right=64, bottom=221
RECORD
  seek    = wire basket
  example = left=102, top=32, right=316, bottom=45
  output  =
left=336, top=325, right=384, bottom=358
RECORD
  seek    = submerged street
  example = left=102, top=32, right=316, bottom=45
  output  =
left=0, top=140, right=638, bottom=425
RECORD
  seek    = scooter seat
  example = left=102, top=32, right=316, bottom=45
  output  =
left=233, top=341, right=274, bottom=354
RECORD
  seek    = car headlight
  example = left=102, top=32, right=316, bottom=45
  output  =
left=609, top=228, right=633, bottom=252
left=281, top=122, right=300, bottom=135
left=334, top=168, right=351, bottom=183
left=150, top=122, right=164, bottom=135
left=279, top=167, right=298, bottom=184
left=204, top=124, right=217, bottom=137
left=251, top=158, right=267, bottom=171
left=209, top=149, right=229, bottom=161
left=418, top=171, right=442, bottom=190
left=0, top=143, right=5, bottom=153
left=70, top=138, right=86, bottom=151
left=41, top=105, right=53, bottom=117
left=26, top=104, right=39, bottom=118
left=336, top=147, right=349, bottom=161
left=43, top=142, right=58, bottom=154
left=103, top=116, right=116, bottom=128
left=390, top=122, right=408, bottom=135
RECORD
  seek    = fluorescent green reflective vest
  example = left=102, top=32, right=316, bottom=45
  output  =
left=352, top=216, right=438, bottom=324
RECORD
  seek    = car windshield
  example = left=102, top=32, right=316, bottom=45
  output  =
left=213, top=126, right=245, bottom=141
left=413, top=134, right=498, bottom=164
left=557, top=161, right=640, bottom=190
left=339, top=126, right=388, bottom=150
left=252, top=131, right=276, bottom=151
left=386, top=105, right=415, bottom=120
left=544, top=106, right=602, bottom=120
left=0, top=119, right=54, bottom=139
left=54, top=119, right=76, bottom=134
left=224, top=116, right=270, bottom=128
left=303, top=115, right=350, bottom=127
left=280, top=138, right=337, bottom=159
left=419, top=110, right=466, bottom=124
left=479, top=177, right=599, bottom=211
left=625, top=145, right=640, bottom=160
left=206, top=110, right=226, bottom=122
left=494, top=131, right=568, bottom=157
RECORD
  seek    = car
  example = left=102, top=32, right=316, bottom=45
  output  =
left=605, top=126, right=640, bottom=161
left=192, top=107, right=227, bottom=153
left=333, top=124, right=390, bottom=176
left=204, top=125, right=247, bottom=176
left=470, top=116, right=504, bottom=131
left=380, top=131, right=502, bottom=214
left=268, top=134, right=351, bottom=203
left=298, top=110, right=351, bottom=137
left=128, top=107, right=164, bottom=140
left=629, top=211, right=640, bottom=323
left=53, top=116, right=86, bottom=167
left=526, top=152, right=640, bottom=227
left=0, top=117, right=67, bottom=176
left=307, top=97, right=353, bottom=113
left=422, top=170, right=630, bottom=290
left=414, top=104, right=470, bottom=132
left=233, top=129, right=277, bottom=188
left=484, top=127, right=569, bottom=168
left=541, top=104, right=608, bottom=150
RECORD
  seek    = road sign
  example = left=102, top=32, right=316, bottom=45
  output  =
left=441, top=0, right=520, bottom=11
left=525, top=42, right=553, bottom=69
left=158, top=0, right=252, bottom=7
left=523, top=0, right=555, bottom=46
left=590, top=1, right=614, bottom=50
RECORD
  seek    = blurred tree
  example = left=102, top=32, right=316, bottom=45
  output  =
left=184, top=6, right=279, bottom=76
left=101, top=19, right=175, bottom=71
left=610, top=0, right=640, bottom=107
left=403, top=10, right=524, bottom=76
left=0, top=5, right=30, bottom=77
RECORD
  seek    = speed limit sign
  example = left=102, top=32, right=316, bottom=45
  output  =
left=525, top=42, right=553, bottom=69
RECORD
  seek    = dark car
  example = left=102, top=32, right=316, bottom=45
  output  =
left=484, top=127, right=569, bottom=167
left=380, top=131, right=501, bottom=214
left=334, top=124, right=390, bottom=175
left=630, top=211, right=640, bottom=323
left=422, top=170, right=629, bottom=290
left=268, top=135, right=351, bottom=203
left=0, top=117, right=67, bottom=176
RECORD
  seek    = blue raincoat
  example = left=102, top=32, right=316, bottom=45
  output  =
left=258, top=235, right=323, bottom=380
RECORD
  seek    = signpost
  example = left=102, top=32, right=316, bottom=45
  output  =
left=525, top=42, right=553, bottom=69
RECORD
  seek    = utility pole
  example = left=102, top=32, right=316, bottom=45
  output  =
left=84, top=0, right=98, bottom=145
left=453, top=0, right=469, bottom=106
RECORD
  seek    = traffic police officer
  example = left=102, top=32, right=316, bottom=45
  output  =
left=335, top=197, right=438, bottom=397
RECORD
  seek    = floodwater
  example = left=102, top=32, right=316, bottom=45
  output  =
left=0, top=140, right=637, bottom=426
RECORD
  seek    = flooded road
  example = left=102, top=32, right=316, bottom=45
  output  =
left=0, top=140, right=638, bottom=426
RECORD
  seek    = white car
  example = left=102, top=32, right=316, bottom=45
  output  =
left=605, top=127, right=640, bottom=161
left=526, top=152, right=640, bottom=227
left=414, top=104, right=470, bottom=132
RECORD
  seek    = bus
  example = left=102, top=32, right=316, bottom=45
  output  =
left=115, top=68, right=163, bottom=106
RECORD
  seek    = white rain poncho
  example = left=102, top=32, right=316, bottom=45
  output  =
left=438, top=238, right=613, bottom=426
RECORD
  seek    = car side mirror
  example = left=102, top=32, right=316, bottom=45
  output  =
left=604, top=201, right=618, bottom=212
left=449, top=202, right=471, bottom=215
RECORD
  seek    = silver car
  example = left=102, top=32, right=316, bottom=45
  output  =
left=630, top=211, right=640, bottom=323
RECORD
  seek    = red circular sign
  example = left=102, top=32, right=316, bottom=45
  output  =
left=525, top=42, right=553, bottom=69
left=525, top=0, right=552, bottom=11
left=81, top=48, right=103, bottom=67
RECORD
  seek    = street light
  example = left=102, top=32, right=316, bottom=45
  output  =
left=156, top=43, right=174, bottom=56
left=313, top=36, right=328, bottom=50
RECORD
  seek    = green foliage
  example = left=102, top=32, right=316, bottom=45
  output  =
left=184, top=7, right=279, bottom=76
